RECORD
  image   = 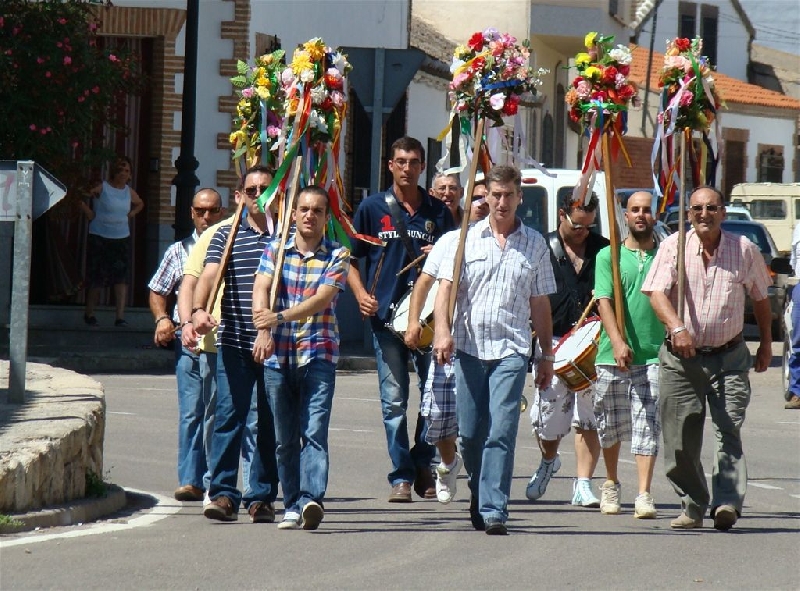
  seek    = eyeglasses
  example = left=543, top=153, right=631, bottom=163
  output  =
left=472, top=197, right=487, bottom=206
left=192, top=206, right=221, bottom=216
left=243, top=185, right=269, bottom=197
left=391, top=158, right=422, bottom=169
left=565, top=212, right=597, bottom=230
left=690, top=204, right=722, bottom=213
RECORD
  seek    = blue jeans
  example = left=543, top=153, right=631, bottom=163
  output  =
left=373, top=326, right=435, bottom=485
left=208, top=345, right=278, bottom=510
left=790, top=286, right=800, bottom=395
left=455, top=351, right=528, bottom=524
left=175, top=341, right=206, bottom=489
left=265, top=359, right=336, bottom=513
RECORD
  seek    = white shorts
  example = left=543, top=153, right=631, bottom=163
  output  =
left=530, top=338, right=597, bottom=440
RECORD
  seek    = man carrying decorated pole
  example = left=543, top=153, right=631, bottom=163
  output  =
left=252, top=185, right=350, bottom=531
left=349, top=136, right=455, bottom=503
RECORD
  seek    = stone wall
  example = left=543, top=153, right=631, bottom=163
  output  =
left=0, top=362, right=105, bottom=513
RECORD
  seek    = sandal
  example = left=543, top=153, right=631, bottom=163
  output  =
left=84, top=315, right=98, bottom=326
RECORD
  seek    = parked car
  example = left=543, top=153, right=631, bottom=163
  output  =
left=720, top=220, right=789, bottom=339
left=730, top=182, right=800, bottom=254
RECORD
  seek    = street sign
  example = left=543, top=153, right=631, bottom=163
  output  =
left=0, top=161, right=67, bottom=221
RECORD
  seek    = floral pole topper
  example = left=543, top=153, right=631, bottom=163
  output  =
left=438, top=28, right=547, bottom=174
left=653, top=37, right=724, bottom=210
left=566, top=32, right=637, bottom=205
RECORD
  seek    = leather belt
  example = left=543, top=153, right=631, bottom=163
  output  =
left=666, top=333, right=744, bottom=356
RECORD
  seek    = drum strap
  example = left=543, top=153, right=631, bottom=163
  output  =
left=384, top=191, right=421, bottom=270
left=548, top=232, right=566, bottom=261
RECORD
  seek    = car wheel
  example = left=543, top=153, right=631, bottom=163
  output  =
left=783, top=334, right=792, bottom=401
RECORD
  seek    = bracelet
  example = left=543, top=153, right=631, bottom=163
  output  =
left=539, top=354, right=555, bottom=362
left=670, top=326, right=687, bottom=336
left=155, top=315, right=171, bottom=326
left=180, top=320, right=193, bottom=328
left=191, top=306, right=205, bottom=315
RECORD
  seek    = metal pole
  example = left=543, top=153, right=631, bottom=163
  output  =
left=369, top=48, right=385, bottom=196
left=9, top=161, right=34, bottom=404
left=171, top=0, right=200, bottom=241
left=641, top=6, right=659, bottom=137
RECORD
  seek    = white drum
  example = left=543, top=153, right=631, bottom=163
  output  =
left=553, top=318, right=601, bottom=391
left=388, top=282, right=439, bottom=350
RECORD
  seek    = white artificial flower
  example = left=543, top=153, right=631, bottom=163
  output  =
left=609, top=45, right=632, bottom=65
left=310, top=85, right=327, bottom=105
left=309, top=110, right=329, bottom=133
left=450, top=58, right=465, bottom=74
left=300, top=69, right=315, bottom=83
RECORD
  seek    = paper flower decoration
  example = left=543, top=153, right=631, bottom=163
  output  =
left=565, top=33, right=637, bottom=130
left=657, top=37, right=724, bottom=133
left=449, top=28, right=547, bottom=127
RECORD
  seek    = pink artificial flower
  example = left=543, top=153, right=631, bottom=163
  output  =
left=489, top=93, right=505, bottom=110
left=331, top=91, right=344, bottom=108
left=679, top=91, right=693, bottom=107
left=576, top=80, right=591, bottom=99
left=452, top=72, right=469, bottom=89
left=280, top=67, right=293, bottom=87
left=29, top=124, right=36, bottom=131
left=64, top=56, right=72, bottom=65
left=615, top=73, right=627, bottom=89
left=266, top=125, right=280, bottom=138
left=108, top=54, right=118, bottom=62
left=241, top=87, right=254, bottom=99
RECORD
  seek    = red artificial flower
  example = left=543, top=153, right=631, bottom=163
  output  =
left=502, top=100, right=519, bottom=116
left=324, top=73, right=343, bottom=90
left=617, top=84, right=635, bottom=100
left=617, top=64, right=630, bottom=77
left=472, top=56, right=486, bottom=72
left=676, top=38, right=691, bottom=52
left=569, top=107, right=582, bottom=122
left=602, top=66, right=618, bottom=85
left=573, top=76, right=583, bottom=88
left=468, top=32, right=484, bottom=51
left=320, top=97, right=333, bottom=111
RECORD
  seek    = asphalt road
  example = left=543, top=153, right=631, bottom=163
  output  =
left=2, top=341, right=799, bottom=590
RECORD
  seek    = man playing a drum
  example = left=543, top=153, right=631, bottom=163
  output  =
left=593, top=191, right=663, bottom=519
left=405, top=180, right=489, bottom=505
left=528, top=191, right=609, bottom=507
left=433, top=165, right=556, bottom=535
left=348, top=136, right=455, bottom=503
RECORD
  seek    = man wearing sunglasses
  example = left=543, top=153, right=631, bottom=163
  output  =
left=192, top=166, right=280, bottom=523
left=527, top=191, right=609, bottom=508
left=643, top=186, right=772, bottom=532
left=148, top=188, right=226, bottom=502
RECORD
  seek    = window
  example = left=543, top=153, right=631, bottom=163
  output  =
left=749, top=199, right=787, bottom=220
left=700, top=5, right=718, bottom=67
left=758, top=149, right=784, bottom=182
left=679, top=2, right=696, bottom=39
left=520, top=186, right=548, bottom=233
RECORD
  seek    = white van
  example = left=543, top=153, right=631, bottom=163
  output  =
left=729, top=183, right=800, bottom=254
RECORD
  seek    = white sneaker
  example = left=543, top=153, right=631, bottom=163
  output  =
left=301, top=501, right=324, bottom=530
left=525, top=455, right=561, bottom=500
left=277, top=511, right=301, bottom=530
left=599, top=480, right=621, bottom=514
left=634, top=492, right=657, bottom=519
left=571, top=478, right=600, bottom=508
left=202, top=491, right=211, bottom=507
left=435, top=453, right=462, bottom=504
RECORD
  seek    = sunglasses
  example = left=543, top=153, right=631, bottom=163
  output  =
left=192, top=206, right=221, bottom=216
left=689, top=204, right=722, bottom=213
left=472, top=197, right=487, bottom=206
left=565, top=212, right=597, bottom=230
left=243, top=185, right=269, bottom=197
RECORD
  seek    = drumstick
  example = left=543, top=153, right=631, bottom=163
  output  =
left=395, top=253, right=427, bottom=277
left=369, top=246, right=387, bottom=298
left=575, top=296, right=597, bottom=329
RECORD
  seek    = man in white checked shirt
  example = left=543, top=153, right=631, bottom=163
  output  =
left=432, top=165, right=556, bottom=535
left=643, top=186, right=772, bottom=532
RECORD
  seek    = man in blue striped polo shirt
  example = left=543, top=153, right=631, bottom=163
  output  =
left=192, top=166, right=279, bottom=523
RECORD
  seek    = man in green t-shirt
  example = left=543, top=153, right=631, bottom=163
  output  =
left=593, top=191, right=664, bottom=519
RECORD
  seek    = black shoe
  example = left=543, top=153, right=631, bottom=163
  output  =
left=84, top=314, right=98, bottom=326
left=485, top=519, right=508, bottom=535
left=114, top=318, right=129, bottom=327
left=469, top=495, right=485, bottom=531
left=248, top=501, right=275, bottom=523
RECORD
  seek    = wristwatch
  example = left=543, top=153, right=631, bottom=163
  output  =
left=276, top=312, right=285, bottom=324
left=540, top=354, right=555, bottom=362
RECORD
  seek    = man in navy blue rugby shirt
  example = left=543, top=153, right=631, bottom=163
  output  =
left=348, top=136, right=455, bottom=502
left=192, top=166, right=279, bottom=523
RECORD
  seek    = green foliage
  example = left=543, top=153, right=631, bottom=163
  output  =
left=0, top=514, right=23, bottom=527
left=85, top=469, right=107, bottom=498
left=0, top=0, right=145, bottom=186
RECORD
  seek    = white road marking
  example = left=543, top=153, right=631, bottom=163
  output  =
left=790, top=494, right=800, bottom=500
left=749, top=482, right=783, bottom=490
left=108, top=411, right=136, bottom=416
left=337, top=397, right=380, bottom=403
left=0, top=488, right=179, bottom=549
left=330, top=428, right=375, bottom=433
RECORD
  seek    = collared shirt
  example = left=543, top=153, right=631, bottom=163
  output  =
left=351, top=187, right=455, bottom=326
left=205, top=216, right=272, bottom=351
left=438, top=218, right=556, bottom=360
left=183, top=218, right=233, bottom=353
left=147, top=231, right=198, bottom=324
left=642, top=228, right=771, bottom=348
left=790, top=223, right=800, bottom=275
left=256, top=234, right=350, bottom=368
left=422, top=229, right=459, bottom=278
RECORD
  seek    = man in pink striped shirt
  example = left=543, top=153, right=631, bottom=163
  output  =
left=642, top=186, right=772, bottom=532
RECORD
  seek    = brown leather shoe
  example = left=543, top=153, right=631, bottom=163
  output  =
left=248, top=501, right=275, bottom=523
left=785, top=395, right=800, bottom=409
left=669, top=512, right=703, bottom=529
left=174, top=484, right=204, bottom=502
left=713, top=505, right=737, bottom=531
left=388, top=482, right=413, bottom=503
left=414, top=466, right=436, bottom=499
left=203, top=496, right=238, bottom=521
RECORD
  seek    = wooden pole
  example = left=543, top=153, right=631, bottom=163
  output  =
left=269, top=155, right=304, bottom=310
left=677, top=129, right=688, bottom=320
left=447, top=117, right=486, bottom=320
left=601, top=132, right=625, bottom=338
left=206, top=199, right=245, bottom=312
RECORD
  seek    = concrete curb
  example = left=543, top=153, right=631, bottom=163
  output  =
left=0, top=484, right=127, bottom=534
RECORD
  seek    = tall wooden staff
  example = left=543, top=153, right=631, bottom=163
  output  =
left=447, top=117, right=486, bottom=320
left=676, top=128, right=689, bottom=319
left=206, top=199, right=245, bottom=312
left=601, top=132, right=625, bottom=337
left=269, top=155, right=304, bottom=309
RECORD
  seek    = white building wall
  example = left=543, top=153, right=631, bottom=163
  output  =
left=407, top=77, right=450, bottom=163
left=723, top=111, right=797, bottom=183
left=637, top=0, right=751, bottom=82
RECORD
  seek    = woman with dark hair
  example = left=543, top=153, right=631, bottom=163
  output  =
left=79, top=156, right=144, bottom=327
